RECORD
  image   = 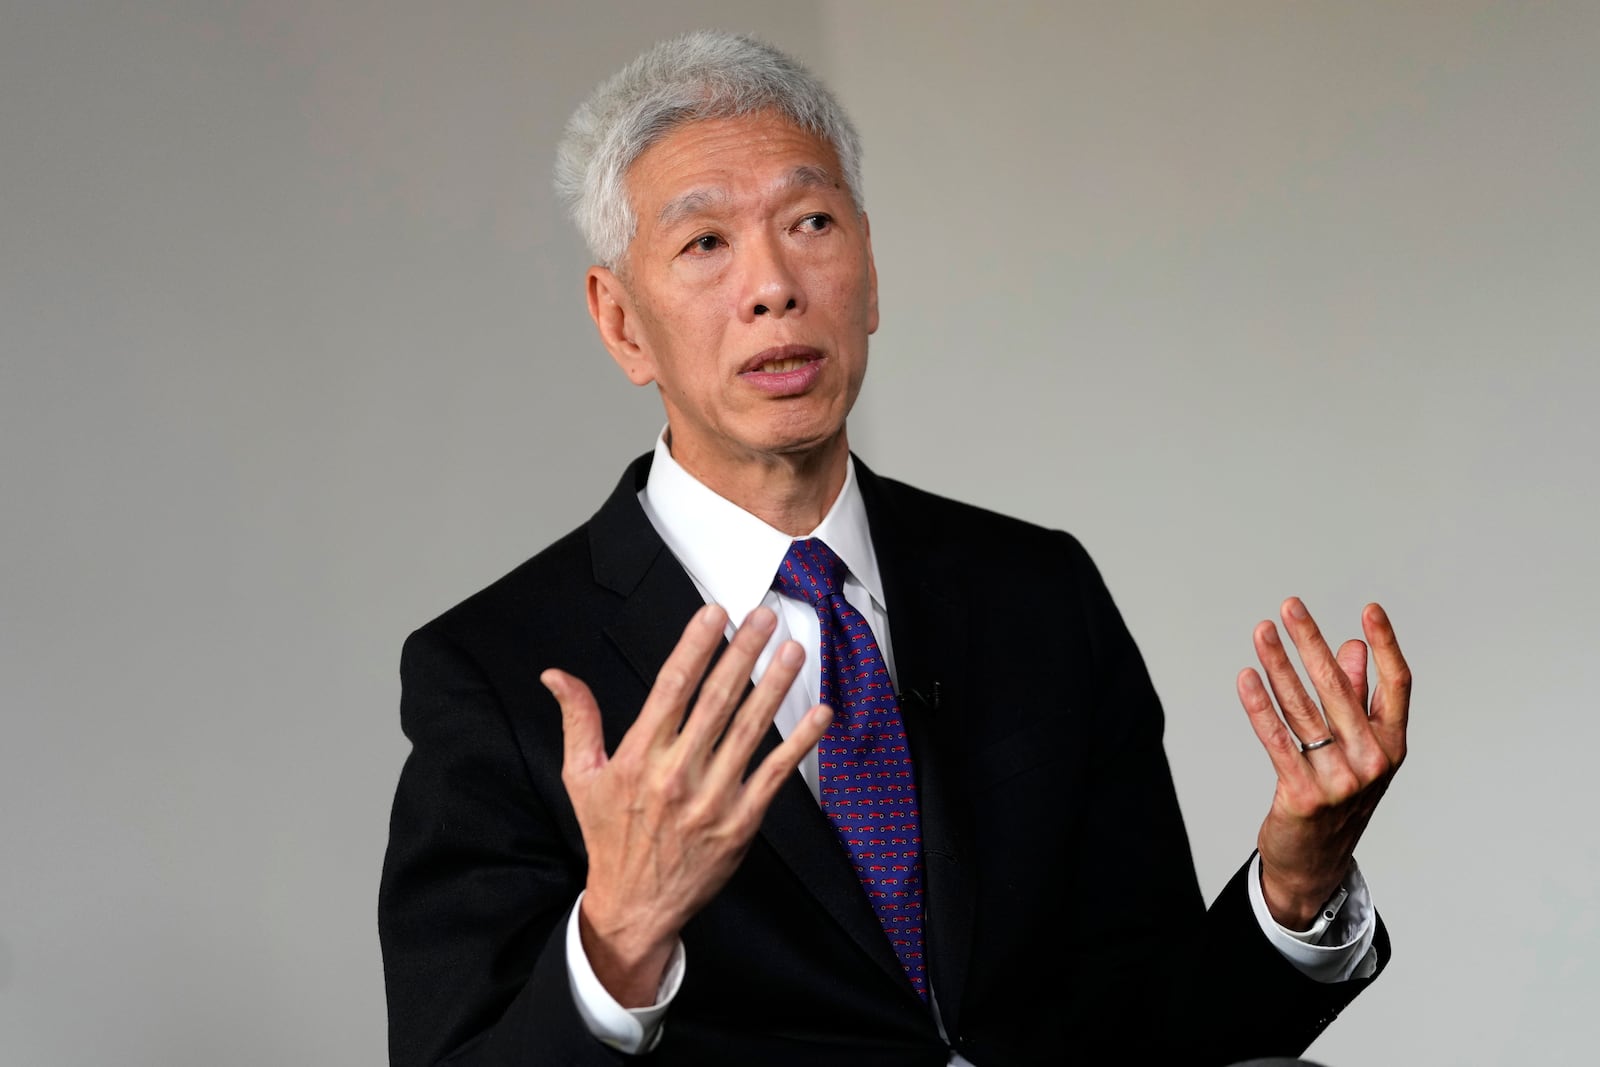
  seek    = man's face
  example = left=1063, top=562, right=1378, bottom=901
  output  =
left=588, top=110, right=878, bottom=483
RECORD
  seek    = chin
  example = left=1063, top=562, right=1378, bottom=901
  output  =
left=762, top=402, right=851, bottom=447
left=758, top=418, right=847, bottom=455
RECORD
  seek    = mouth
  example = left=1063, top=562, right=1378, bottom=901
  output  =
left=738, top=344, right=827, bottom=397
left=759, top=357, right=811, bottom=373
left=741, top=344, right=823, bottom=375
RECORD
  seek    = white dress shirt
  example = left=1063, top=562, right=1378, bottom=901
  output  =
left=565, top=433, right=1378, bottom=1059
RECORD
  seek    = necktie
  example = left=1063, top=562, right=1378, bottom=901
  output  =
left=773, top=538, right=927, bottom=1000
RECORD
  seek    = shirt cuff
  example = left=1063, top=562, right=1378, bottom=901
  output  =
left=564, top=891, right=685, bottom=1053
left=1247, top=854, right=1380, bottom=983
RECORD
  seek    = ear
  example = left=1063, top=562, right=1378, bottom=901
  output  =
left=861, top=212, right=879, bottom=336
left=587, top=266, right=656, bottom=386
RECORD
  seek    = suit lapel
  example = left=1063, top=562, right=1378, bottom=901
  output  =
left=855, top=458, right=980, bottom=1032
left=590, top=455, right=706, bottom=706
left=586, top=453, right=916, bottom=996
left=748, top=731, right=912, bottom=988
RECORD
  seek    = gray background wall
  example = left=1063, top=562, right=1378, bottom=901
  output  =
left=2, top=3, right=1594, bottom=1064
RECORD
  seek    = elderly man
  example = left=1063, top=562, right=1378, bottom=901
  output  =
left=378, top=30, right=1409, bottom=1067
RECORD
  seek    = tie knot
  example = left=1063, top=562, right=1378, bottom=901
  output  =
left=773, top=538, right=846, bottom=604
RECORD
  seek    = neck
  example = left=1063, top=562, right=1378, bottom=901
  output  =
left=668, top=431, right=850, bottom=536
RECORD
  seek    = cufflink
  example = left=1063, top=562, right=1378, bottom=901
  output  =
left=1302, top=885, right=1350, bottom=942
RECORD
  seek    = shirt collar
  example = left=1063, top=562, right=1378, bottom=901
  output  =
left=639, top=429, right=887, bottom=623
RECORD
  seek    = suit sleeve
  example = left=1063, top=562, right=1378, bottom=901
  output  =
left=1055, top=535, right=1387, bottom=1061
left=377, top=626, right=628, bottom=1067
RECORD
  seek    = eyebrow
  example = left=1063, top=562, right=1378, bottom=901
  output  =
left=655, top=165, right=841, bottom=230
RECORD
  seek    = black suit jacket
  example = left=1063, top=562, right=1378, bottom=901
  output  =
left=378, top=454, right=1386, bottom=1066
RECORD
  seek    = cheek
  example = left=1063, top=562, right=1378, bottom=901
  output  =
left=824, top=274, right=875, bottom=334
left=650, top=309, right=732, bottom=396
left=814, top=254, right=875, bottom=325
left=638, top=292, right=707, bottom=358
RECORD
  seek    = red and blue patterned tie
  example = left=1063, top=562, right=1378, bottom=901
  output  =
left=773, top=538, right=927, bottom=1001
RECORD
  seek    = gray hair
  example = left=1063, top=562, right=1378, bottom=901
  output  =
left=553, top=30, right=864, bottom=268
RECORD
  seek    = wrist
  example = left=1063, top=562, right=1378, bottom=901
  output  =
left=577, top=897, right=677, bottom=1008
left=1258, top=861, right=1346, bottom=931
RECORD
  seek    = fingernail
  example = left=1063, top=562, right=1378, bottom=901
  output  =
left=1262, top=625, right=1280, bottom=646
left=699, top=604, right=723, bottom=627
left=1287, top=599, right=1308, bottom=620
left=779, top=641, right=803, bottom=666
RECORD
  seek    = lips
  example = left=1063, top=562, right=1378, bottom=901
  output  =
left=740, top=344, right=823, bottom=374
left=738, top=344, right=826, bottom=396
left=760, top=357, right=810, bottom=373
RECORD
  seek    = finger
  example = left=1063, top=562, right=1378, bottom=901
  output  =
left=1362, top=602, right=1411, bottom=759
left=674, top=606, right=780, bottom=759
left=704, top=638, right=807, bottom=790
left=542, top=669, right=607, bottom=779
left=1336, top=638, right=1370, bottom=711
left=1253, top=619, right=1328, bottom=745
left=740, top=700, right=834, bottom=817
left=1278, top=598, right=1368, bottom=745
left=623, top=603, right=730, bottom=756
left=1236, top=667, right=1307, bottom=783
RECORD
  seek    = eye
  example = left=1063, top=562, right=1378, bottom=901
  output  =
left=796, top=213, right=833, bottom=233
left=681, top=233, right=724, bottom=255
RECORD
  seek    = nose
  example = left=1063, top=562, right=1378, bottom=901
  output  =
left=741, top=235, right=805, bottom=321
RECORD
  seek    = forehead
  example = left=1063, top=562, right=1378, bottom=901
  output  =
left=624, top=111, right=847, bottom=224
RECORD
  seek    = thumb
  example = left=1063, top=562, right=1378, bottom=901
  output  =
left=542, top=669, right=607, bottom=778
left=1336, top=639, right=1369, bottom=709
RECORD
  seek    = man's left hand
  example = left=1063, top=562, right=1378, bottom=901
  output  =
left=1237, top=598, right=1411, bottom=930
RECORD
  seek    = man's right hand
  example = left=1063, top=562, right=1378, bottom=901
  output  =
left=540, top=604, right=829, bottom=1008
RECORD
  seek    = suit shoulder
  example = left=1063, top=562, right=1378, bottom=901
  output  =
left=406, top=455, right=657, bottom=656
left=405, top=522, right=604, bottom=662
left=873, top=473, right=1095, bottom=567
